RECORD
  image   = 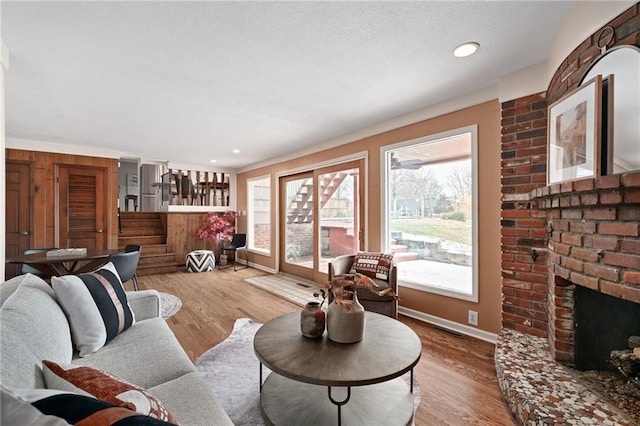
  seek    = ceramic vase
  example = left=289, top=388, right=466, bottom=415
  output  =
left=300, top=302, right=325, bottom=338
left=326, top=292, right=365, bottom=343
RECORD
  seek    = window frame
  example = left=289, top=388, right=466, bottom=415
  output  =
left=247, top=174, right=272, bottom=255
left=380, top=125, right=479, bottom=302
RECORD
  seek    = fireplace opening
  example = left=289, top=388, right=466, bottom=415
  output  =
left=572, top=286, right=640, bottom=422
left=574, top=285, right=640, bottom=371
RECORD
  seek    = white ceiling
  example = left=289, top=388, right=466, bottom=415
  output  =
left=2, top=1, right=579, bottom=170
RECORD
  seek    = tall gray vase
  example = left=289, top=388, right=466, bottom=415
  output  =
left=326, top=293, right=365, bottom=343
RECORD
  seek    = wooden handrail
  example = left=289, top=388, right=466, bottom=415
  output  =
left=164, top=169, right=230, bottom=207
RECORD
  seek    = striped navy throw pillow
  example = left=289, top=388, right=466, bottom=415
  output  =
left=52, top=262, right=135, bottom=357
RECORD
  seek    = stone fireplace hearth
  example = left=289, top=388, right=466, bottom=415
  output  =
left=495, top=329, right=637, bottom=425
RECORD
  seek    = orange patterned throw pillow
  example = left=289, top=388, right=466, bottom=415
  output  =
left=42, top=360, right=177, bottom=424
left=349, top=252, right=394, bottom=281
left=2, top=386, right=176, bottom=426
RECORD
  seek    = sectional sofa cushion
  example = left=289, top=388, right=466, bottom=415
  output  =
left=51, top=262, right=135, bottom=357
left=0, top=274, right=73, bottom=389
left=71, top=317, right=196, bottom=390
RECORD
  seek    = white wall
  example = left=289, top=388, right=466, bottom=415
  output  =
left=1, top=39, right=9, bottom=279
left=498, top=1, right=636, bottom=104
left=545, top=1, right=636, bottom=84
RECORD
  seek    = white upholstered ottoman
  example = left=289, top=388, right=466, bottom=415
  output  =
left=186, top=250, right=215, bottom=272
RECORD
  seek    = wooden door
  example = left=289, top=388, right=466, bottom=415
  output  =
left=57, top=166, right=107, bottom=249
left=5, top=163, right=31, bottom=278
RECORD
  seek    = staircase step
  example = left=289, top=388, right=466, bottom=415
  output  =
left=138, top=244, right=169, bottom=255
left=391, top=244, right=408, bottom=253
left=119, top=218, right=163, bottom=228
left=139, top=253, right=177, bottom=266
left=120, top=211, right=162, bottom=220
left=116, top=243, right=168, bottom=254
left=119, top=228, right=165, bottom=237
left=136, top=263, right=179, bottom=276
left=118, top=235, right=166, bottom=246
left=394, top=252, right=420, bottom=263
left=118, top=212, right=174, bottom=276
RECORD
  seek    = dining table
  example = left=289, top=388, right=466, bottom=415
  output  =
left=5, top=248, right=121, bottom=278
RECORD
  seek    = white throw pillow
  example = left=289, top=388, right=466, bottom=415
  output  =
left=51, top=262, right=135, bottom=357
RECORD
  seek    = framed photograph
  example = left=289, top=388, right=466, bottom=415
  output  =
left=547, top=75, right=603, bottom=185
left=601, top=74, right=614, bottom=175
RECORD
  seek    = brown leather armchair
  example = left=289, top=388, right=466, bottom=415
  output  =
left=327, top=254, right=398, bottom=319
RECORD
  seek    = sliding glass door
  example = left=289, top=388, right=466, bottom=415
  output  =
left=281, top=172, right=315, bottom=279
left=280, top=160, right=364, bottom=282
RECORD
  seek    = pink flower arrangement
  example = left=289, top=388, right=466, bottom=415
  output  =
left=196, top=211, right=236, bottom=244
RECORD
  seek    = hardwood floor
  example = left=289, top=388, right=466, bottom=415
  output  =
left=137, top=269, right=516, bottom=426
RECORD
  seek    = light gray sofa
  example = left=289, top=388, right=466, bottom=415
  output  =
left=0, top=273, right=232, bottom=425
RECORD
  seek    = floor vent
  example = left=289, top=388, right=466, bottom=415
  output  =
left=433, top=325, right=466, bottom=339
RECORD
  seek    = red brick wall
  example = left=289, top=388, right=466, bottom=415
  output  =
left=500, top=93, right=550, bottom=337
left=500, top=4, right=640, bottom=343
left=547, top=4, right=639, bottom=104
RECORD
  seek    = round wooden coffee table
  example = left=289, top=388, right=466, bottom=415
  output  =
left=254, top=311, right=422, bottom=425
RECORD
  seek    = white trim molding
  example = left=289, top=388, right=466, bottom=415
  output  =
left=6, top=137, right=121, bottom=159
left=380, top=125, right=479, bottom=303
left=399, top=306, right=498, bottom=344
left=239, top=85, right=496, bottom=174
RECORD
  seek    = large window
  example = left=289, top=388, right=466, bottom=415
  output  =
left=247, top=175, right=271, bottom=254
left=382, top=126, right=478, bottom=301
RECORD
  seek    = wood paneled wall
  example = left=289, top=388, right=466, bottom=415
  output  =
left=166, top=212, right=223, bottom=262
left=5, top=149, right=119, bottom=249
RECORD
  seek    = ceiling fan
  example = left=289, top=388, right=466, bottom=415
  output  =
left=390, top=153, right=422, bottom=170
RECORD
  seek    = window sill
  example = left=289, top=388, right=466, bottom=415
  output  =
left=399, top=280, right=478, bottom=303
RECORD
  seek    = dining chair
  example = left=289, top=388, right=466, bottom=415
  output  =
left=107, top=248, right=141, bottom=291
left=124, top=245, right=142, bottom=290
left=221, top=234, right=248, bottom=271
left=21, top=248, right=58, bottom=279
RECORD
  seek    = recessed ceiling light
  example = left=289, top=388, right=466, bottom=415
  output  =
left=232, top=149, right=240, bottom=154
left=453, top=42, right=480, bottom=58
left=210, top=159, right=217, bottom=163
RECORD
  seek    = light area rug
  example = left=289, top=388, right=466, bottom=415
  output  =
left=194, top=318, right=421, bottom=425
left=158, top=292, right=182, bottom=319
left=244, top=273, right=324, bottom=307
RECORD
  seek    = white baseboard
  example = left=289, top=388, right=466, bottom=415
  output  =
left=399, top=306, right=498, bottom=344
left=239, top=260, right=276, bottom=274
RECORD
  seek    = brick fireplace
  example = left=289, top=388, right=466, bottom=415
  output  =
left=497, top=6, right=640, bottom=424
left=500, top=4, right=640, bottom=364
left=531, top=173, right=640, bottom=365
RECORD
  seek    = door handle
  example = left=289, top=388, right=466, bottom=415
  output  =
left=20, top=231, right=29, bottom=236
left=96, top=229, right=103, bottom=233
